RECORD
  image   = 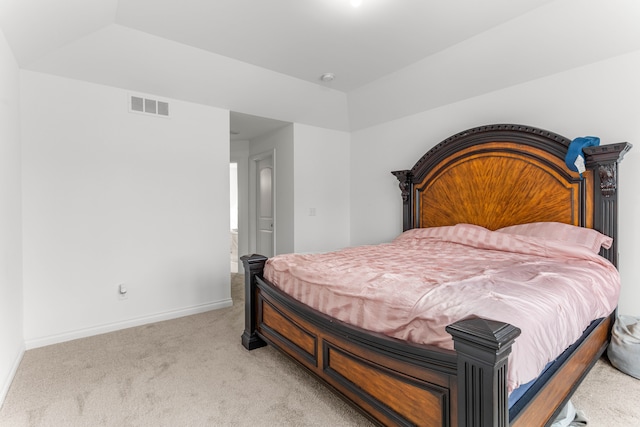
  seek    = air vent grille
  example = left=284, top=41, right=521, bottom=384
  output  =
left=129, top=94, right=170, bottom=117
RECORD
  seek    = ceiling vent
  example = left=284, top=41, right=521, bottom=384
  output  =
left=129, top=94, right=170, bottom=117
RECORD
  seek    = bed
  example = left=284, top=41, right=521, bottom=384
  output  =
left=240, top=124, right=631, bottom=426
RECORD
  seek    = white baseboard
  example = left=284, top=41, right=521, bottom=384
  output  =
left=24, top=299, right=233, bottom=350
left=0, top=344, right=25, bottom=410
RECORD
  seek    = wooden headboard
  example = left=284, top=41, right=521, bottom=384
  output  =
left=393, top=124, right=631, bottom=266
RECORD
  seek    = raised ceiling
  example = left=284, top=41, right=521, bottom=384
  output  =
left=2, top=0, right=640, bottom=135
left=1, top=0, right=556, bottom=92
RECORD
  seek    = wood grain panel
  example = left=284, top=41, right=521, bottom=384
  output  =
left=260, top=299, right=317, bottom=363
left=325, top=344, right=447, bottom=426
left=414, top=142, right=593, bottom=230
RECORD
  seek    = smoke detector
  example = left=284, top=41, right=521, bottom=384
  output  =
left=320, top=73, right=335, bottom=83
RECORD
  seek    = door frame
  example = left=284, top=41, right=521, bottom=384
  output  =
left=249, top=149, right=276, bottom=257
left=230, top=149, right=249, bottom=274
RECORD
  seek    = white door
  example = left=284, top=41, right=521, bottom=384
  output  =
left=256, top=155, right=274, bottom=257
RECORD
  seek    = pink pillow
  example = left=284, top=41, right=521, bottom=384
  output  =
left=496, top=222, right=612, bottom=253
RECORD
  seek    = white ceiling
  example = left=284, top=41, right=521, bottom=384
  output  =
left=2, top=0, right=639, bottom=138
left=1, top=0, right=555, bottom=92
left=229, top=112, right=290, bottom=141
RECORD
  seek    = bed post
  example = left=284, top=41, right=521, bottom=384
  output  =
left=240, top=254, right=268, bottom=350
left=446, top=319, right=521, bottom=427
left=584, top=142, right=632, bottom=268
left=392, top=169, right=413, bottom=231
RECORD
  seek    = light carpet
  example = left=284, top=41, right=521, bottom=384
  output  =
left=1, top=274, right=638, bottom=426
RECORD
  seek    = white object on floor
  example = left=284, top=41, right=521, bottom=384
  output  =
left=551, top=400, right=588, bottom=427
left=608, top=315, right=640, bottom=379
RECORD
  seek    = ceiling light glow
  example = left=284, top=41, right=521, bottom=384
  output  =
left=350, top=0, right=362, bottom=8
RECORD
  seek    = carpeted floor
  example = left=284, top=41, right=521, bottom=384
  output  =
left=1, top=274, right=638, bottom=426
left=570, top=356, right=640, bottom=425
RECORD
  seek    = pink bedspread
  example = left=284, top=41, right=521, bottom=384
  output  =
left=264, top=224, right=620, bottom=392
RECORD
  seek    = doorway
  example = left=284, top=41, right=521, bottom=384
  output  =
left=230, top=111, right=290, bottom=265
left=230, top=162, right=238, bottom=273
left=252, top=151, right=275, bottom=258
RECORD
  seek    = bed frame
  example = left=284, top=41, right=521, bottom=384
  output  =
left=241, top=124, right=631, bottom=426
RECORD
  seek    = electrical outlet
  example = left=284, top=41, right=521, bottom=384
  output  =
left=118, top=283, right=128, bottom=300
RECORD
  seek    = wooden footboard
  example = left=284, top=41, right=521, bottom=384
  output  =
left=242, top=255, right=531, bottom=426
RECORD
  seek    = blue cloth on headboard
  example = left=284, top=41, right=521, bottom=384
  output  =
left=565, top=136, right=600, bottom=176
